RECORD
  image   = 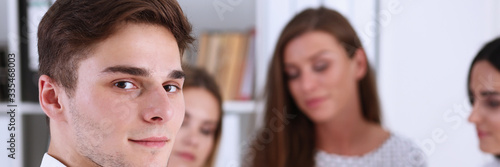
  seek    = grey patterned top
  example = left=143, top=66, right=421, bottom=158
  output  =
left=315, top=134, right=426, bottom=167
left=484, top=158, right=500, bottom=167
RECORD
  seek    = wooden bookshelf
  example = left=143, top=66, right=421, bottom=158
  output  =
left=196, top=31, right=256, bottom=101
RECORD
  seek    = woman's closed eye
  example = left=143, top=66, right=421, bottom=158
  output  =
left=285, top=68, right=300, bottom=80
left=200, top=127, right=215, bottom=136
left=486, top=99, right=500, bottom=108
left=313, top=61, right=329, bottom=72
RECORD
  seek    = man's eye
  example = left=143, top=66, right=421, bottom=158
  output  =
left=114, top=81, right=136, bottom=89
left=164, top=85, right=179, bottom=93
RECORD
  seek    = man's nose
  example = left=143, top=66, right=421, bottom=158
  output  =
left=141, top=86, right=174, bottom=124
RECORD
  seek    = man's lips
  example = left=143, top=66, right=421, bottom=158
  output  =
left=175, top=151, right=196, bottom=161
left=129, top=137, right=169, bottom=148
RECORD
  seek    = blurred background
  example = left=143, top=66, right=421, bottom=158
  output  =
left=0, top=0, right=499, bottom=166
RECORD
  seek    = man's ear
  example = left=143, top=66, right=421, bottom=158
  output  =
left=39, top=75, right=66, bottom=122
left=353, top=48, right=368, bottom=81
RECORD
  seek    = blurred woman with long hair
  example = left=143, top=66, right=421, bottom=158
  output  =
left=169, top=66, right=223, bottom=167
left=247, top=7, right=425, bottom=167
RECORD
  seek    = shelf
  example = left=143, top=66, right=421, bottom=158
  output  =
left=223, top=100, right=255, bottom=114
left=0, top=101, right=256, bottom=115
left=0, top=102, right=43, bottom=116
left=19, top=102, right=43, bottom=114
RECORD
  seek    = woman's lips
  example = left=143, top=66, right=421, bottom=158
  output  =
left=305, top=97, right=325, bottom=109
left=477, top=129, right=489, bottom=139
left=176, top=151, right=196, bottom=161
left=129, top=136, right=169, bottom=148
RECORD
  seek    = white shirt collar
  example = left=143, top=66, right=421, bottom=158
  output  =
left=40, top=153, right=66, bottom=167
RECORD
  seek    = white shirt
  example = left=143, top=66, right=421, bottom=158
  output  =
left=40, top=153, right=66, bottom=167
left=315, top=134, right=426, bottom=167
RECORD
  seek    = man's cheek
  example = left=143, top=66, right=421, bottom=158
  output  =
left=175, top=111, right=184, bottom=129
left=175, top=96, right=185, bottom=122
left=92, top=118, right=117, bottom=143
left=172, top=107, right=185, bottom=132
left=114, top=102, right=136, bottom=121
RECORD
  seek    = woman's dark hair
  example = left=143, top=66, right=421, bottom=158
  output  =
left=247, top=7, right=382, bottom=167
left=467, top=38, right=500, bottom=103
left=182, top=65, right=223, bottom=167
left=466, top=37, right=500, bottom=159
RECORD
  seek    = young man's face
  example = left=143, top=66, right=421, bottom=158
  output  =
left=63, top=23, right=185, bottom=166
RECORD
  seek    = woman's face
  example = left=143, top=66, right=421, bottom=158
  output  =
left=168, top=87, right=220, bottom=167
left=283, top=30, right=366, bottom=123
left=469, top=60, right=500, bottom=154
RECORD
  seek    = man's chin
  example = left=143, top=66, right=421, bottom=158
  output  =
left=131, top=151, right=171, bottom=166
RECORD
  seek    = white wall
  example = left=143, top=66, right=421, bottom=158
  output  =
left=378, top=0, right=500, bottom=166
left=178, top=0, right=255, bottom=36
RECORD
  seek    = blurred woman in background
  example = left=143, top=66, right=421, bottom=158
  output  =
left=468, top=37, right=500, bottom=166
left=247, top=7, right=425, bottom=167
left=168, top=66, right=223, bottom=167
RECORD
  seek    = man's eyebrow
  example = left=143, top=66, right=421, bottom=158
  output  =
left=169, top=70, right=185, bottom=79
left=101, top=65, right=150, bottom=77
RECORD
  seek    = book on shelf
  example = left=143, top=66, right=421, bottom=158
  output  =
left=0, top=49, right=8, bottom=102
left=196, top=31, right=255, bottom=101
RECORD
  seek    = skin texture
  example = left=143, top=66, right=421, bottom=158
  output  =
left=283, top=31, right=389, bottom=155
left=39, top=23, right=185, bottom=167
left=168, top=88, right=220, bottom=167
left=469, top=60, right=500, bottom=154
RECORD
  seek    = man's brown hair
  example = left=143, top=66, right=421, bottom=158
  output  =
left=38, top=0, right=194, bottom=96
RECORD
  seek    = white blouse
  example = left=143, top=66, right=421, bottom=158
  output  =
left=315, top=134, right=426, bottom=167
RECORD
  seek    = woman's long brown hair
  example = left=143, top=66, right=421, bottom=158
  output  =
left=246, top=7, right=382, bottom=167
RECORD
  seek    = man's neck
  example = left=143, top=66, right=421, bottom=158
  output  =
left=48, top=143, right=101, bottom=167
left=48, top=125, right=101, bottom=167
